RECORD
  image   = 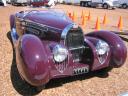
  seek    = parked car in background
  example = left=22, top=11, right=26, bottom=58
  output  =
left=118, top=0, right=128, bottom=9
left=57, top=0, right=63, bottom=3
left=6, top=0, right=11, bottom=4
left=30, top=0, right=56, bottom=7
left=11, top=0, right=28, bottom=6
left=10, top=10, right=127, bottom=89
left=62, top=0, right=79, bottom=4
left=47, top=0, right=56, bottom=7
left=80, top=0, right=119, bottom=9
left=0, top=0, right=4, bottom=6
left=30, top=0, right=48, bottom=7
left=0, top=0, right=6, bottom=6
left=62, top=0, right=119, bottom=9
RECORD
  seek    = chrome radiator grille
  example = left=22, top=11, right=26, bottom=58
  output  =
left=55, top=58, right=68, bottom=73
left=66, top=29, right=84, bottom=62
left=70, top=47, right=84, bottom=62
left=66, top=31, right=84, bottom=49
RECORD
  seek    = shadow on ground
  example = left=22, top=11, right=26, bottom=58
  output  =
left=7, top=31, right=114, bottom=96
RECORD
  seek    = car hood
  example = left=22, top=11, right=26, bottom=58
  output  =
left=22, top=10, right=73, bottom=31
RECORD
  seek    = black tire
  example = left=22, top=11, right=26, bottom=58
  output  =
left=80, top=1, right=82, bottom=6
left=91, top=5, right=96, bottom=8
left=54, top=1, right=57, bottom=5
left=87, top=2, right=91, bottom=7
left=103, top=3, right=109, bottom=9
left=112, top=7, right=115, bottom=10
left=21, top=75, right=45, bottom=92
left=122, top=4, right=127, bottom=9
left=84, top=2, right=88, bottom=7
left=80, top=1, right=84, bottom=7
left=11, top=2, right=15, bottom=6
left=63, top=1, right=65, bottom=4
left=36, top=85, right=45, bottom=92
left=0, top=2, right=4, bottom=6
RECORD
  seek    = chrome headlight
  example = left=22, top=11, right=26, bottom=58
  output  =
left=96, top=40, right=110, bottom=55
left=53, top=45, right=68, bottom=63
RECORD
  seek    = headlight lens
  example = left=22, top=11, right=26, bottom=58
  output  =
left=96, top=40, right=110, bottom=55
left=53, top=45, right=68, bottom=63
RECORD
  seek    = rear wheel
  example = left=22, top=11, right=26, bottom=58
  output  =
left=80, top=1, right=84, bottom=7
left=87, top=2, right=91, bottom=7
left=122, top=4, right=127, bottom=9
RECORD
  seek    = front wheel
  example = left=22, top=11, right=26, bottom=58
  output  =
left=103, top=3, right=109, bottom=9
left=86, top=31, right=127, bottom=68
left=36, top=85, right=45, bottom=92
left=84, top=2, right=88, bottom=7
left=19, top=73, right=45, bottom=92
left=122, top=4, right=127, bottom=9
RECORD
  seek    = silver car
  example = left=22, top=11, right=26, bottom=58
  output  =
left=11, top=0, right=28, bottom=5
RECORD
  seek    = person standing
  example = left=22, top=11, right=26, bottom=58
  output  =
left=48, top=0, right=56, bottom=7
left=2, top=0, right=7, bottom=6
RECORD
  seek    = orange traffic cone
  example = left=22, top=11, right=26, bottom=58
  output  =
left=81, top=16, right=86, bottom=26
left=68, top=12, right=72, bottom=19
left=88, top=11, right=91, bottom=21
left=103, top=14, right=107, bottom=25
left=81, top=10, right=84, bottom=18
left=118, top=16, right=123, bottom=31
left=95, top=17, right=100, bottom=30
left=72, top=11, right=77, bottom=22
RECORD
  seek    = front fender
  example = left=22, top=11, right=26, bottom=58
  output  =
left=85, top=31, right=127, bottom=67
left=16, top=34, right=50, bottom=86
left=10, top=14, right=15, bottom=29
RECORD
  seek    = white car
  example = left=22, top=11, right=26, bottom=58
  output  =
left=0, top=0, right=4, bottom=6
left=6, top=0, right=11, bottom=3
left=118, top=0, right=128, bottom=9
left=11, top=0, right=28, bottom=6
left=0, top=0, right=7, bottom=6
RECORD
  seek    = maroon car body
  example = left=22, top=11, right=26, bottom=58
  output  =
left=10, top=10, right=127, bottom=87
left=30, top=0, right=49, bottom=7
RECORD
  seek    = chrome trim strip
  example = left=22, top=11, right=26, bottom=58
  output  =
left=96, top=41, right=110, bottom=65
left=11, top=28, right=18, bottom=43
left=97, top=51, right=110, bottom=65
left=69, top=46, right=85, bottom=50
left=11, top=28, right=19, bottom=48
left=24, top=19, right=62, bottom=31
left=61, top=23, right=75, bottom=40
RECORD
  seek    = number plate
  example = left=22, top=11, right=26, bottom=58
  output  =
left=73, top=67, right=89, bottom=75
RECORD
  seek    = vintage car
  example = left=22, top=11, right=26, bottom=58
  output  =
left=30, top=0, right=49, bottom=7
left=30, top=0, right=56, bottom=7
left=10, top=10, right=127, bottom=88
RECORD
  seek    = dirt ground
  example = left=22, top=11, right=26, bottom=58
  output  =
left=0, top=4, right=128, bottom=96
